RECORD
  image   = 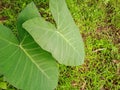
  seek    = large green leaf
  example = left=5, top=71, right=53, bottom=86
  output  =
left=0, top=2, right=58, bottom=90
left=23, top=0, right=85, bottom=66
left=0, top=24, right=58, bottom=90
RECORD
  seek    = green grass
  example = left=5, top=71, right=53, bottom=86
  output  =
left=0, top=0, right=120, bottom=90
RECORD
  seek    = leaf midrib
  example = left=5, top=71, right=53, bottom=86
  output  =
left=0, top=35, right=50, bottom=79
left=55, top=31, right=80, bottom=58
left=41, top=27, right=80, bottom=58
left=19, top=44, right=50, bottom=79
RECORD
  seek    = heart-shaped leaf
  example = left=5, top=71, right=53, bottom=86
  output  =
left=23, top=0, right=85, bottom=66
left=0, top=2, right=58, bottom=90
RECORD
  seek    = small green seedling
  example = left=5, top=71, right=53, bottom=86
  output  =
left=0, top=0, right=85, bottom=90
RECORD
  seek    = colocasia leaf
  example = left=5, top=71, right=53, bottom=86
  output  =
left=0, top=2, right=58, bottom=90
left=23, top=0, right=85, bottom=66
